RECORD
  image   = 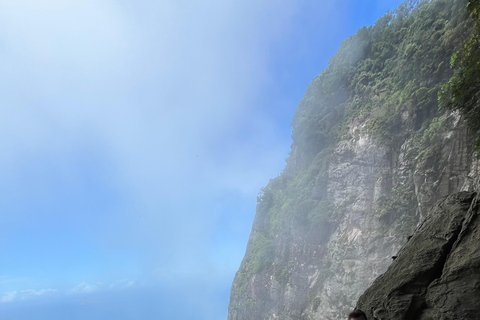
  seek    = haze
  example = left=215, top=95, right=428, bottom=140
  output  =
left=0, top=0, right=403, bottom=318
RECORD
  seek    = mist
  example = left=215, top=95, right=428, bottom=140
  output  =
left=0, top=0, right=404, bottom=318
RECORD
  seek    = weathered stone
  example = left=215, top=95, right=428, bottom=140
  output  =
left=356, top=192, right=480, bottom=320
left=227, top=2, right=479, bottom=319
left=228, top=107, right=479, bottom=320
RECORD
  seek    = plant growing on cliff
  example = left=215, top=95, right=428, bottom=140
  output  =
left=247, top=233, right=275, bottom=274
left=439, top=0, right=480, bottom=149
left=273, top=266, right=291, bottom=285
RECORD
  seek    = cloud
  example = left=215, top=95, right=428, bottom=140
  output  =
left=0, top=291, right=17, bottom=303
left=0, top=0, right=293, bottom=188
left=0, top=279, right=137, bottom=304
left=20, top=289, right=57, bottom=297
left=70, top=279, right=136, bottom=295
left=70, top=282, right=102, bottom=295
left=0, top=289, right=57, bottom=303
left=0, top=0, right=296, bottom=281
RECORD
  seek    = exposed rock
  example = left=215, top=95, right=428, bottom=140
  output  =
left=227, top=1, right=479, bottom=319
left=356, top=192, right=480, bottom=320
left=229, top=111, right=479, bottom=320
left=413, top=111, right=480, bottom=218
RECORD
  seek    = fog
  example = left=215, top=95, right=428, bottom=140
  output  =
left=0, top=0, right=404, bottom=318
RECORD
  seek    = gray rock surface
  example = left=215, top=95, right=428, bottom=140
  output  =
left=228, top=107, right=479, bottom=320
left=356, top=192, right=480, bottom=320
left=227, top=1, right=479, bottom=319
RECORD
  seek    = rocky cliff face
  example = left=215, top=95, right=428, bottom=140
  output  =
left=228, top=1, right=479, bottom=319
left=356, top=192, right=480, bottom=320
left=305, top=111, right=479, bottom=320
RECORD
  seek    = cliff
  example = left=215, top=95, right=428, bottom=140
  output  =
left=228, top=0, right=480, bottom=319
left=356, top=191, right=480, bottom=319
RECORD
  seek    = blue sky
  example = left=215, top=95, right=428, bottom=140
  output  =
left=0, top=0, right=404, bottom=318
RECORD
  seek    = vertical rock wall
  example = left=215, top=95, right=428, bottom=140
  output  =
left=228, top=1, right=478, bottom=319
left=229, top=110, right=478, bottom=320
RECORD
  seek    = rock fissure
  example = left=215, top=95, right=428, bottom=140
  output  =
left=450, top=193, right=480, bottom=251
left=428, top=219, right=465, bottom=284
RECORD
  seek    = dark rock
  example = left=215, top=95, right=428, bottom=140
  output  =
left=356, top=192, right=480, bottom=320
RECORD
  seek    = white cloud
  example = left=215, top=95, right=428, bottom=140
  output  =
left=0, top=0, right=295, bottom=269
left=70, top=282, right=102, bottom=294
left=0, top=0, right=293, bottom=193
left=0, top=291, right=17, bottom=303
left=70, top=280, right=135, bottom=294
left=0, top=288, right=57, bottom=303
left=0, top=280, right=137, bottom=303
left=20, top=289, right=57, bottom=297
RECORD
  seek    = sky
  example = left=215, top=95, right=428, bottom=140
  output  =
left=0, top=0, right=404, bottom=319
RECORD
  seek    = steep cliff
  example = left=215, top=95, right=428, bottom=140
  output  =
left=228, top=1, right=479, bottom=320
left=356, top=192, right=480, bottom=320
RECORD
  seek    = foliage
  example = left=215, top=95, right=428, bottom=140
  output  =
left=247, top=232, right=275, bottom=274
left=274, top=267, right=291, bottom=285
left=291, top=0, right=472, bottom=157
left=439, top=0, right=480, bottom=150
left=237, top=0, right=476, bottom=290
left=307, top=200, right=334, bottom=226
left=414, top=115, right=447, bottom=168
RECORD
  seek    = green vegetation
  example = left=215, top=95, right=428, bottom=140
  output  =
left=274, top=266, right=291, bottom=285
left=236, top=0, right=478, bottom=289
left=413, top=114, right=447, bottom=168
left=440, top=0, right=480, bottom=149
left=296, top=0, right=467, bottom=149
left=307, top=200, right=334, bottom=226
left=247, top=233, right=275, bottom=274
